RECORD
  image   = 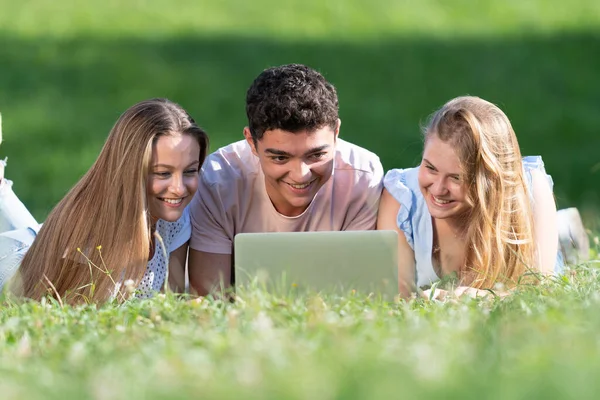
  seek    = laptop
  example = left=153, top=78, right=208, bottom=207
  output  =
left=234, top=230, right=398, bottom=298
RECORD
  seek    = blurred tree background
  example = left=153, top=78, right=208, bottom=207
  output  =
left=0, top=0, right=598, bottom=223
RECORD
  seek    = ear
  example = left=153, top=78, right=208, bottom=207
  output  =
left=334, top=118, right=341, bottom=141
left=243, top=127, right=259, bottom=156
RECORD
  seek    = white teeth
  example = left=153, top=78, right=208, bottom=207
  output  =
left=433, top=196, right=451, bottom=204
left=162, top=198, right=183, bottom=204
left=289, top=182, right=311, bottom=189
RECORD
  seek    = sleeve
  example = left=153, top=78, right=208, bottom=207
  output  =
left=522, top=155, right=554, bottom=200
left=341, top=156, right=384, bottom=231
left=188, top=168, right=234, bottom=255
left=383, top=168, right=415, bottom=249
left=0, top=178, right=39, bottom=233
left=0, top=227, right=37, bottom=290
left=166, top=207, right=191, bottom=252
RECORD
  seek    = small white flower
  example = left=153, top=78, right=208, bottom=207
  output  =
left=68, top=342, right=86, bottom=364
left=17, top=333, right=31, bottom=358
left=123, top=279, right=135, bottom=294
left=252, top=311, right=273, bottom=333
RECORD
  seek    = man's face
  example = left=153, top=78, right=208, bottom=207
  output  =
left=244, top=121, right=339, bottom=217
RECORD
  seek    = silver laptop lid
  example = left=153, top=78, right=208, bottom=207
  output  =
left=234, top=230, right=398, bottom=298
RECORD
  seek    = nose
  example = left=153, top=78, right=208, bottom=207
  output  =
left=430, top=177, right=449, bottom=196
left=289, top=161, right=311, bottom=182
left=169, top=173, right=186, bottom=196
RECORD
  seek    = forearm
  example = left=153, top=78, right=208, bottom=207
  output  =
left=188, top=249, right=232, bottom=297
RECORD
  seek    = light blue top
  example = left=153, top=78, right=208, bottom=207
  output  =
left=0, top=178, right=41, bottom=288
left=383, top=156, right=563, bottom=288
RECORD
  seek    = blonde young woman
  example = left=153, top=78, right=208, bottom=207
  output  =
left=0, top=98, right=208, bottom=303
left=378, top=96, right=571, bottom=299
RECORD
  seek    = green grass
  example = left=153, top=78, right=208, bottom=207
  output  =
left=0, top=256, right=600, bottom=399
left=0, top=0, right=599, bottom=221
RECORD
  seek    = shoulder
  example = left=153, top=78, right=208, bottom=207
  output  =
left=202, top=140, right=258, bottom=180
left=332, top=139, right=383, bottom=193
left=381, top=167, right=425, bottom=249
left=522, top=155, right=554, bottom=193
left=383, top=166, right=420, bottom=198
left=334, top=139, right=383, bottom=177
left=522, top=155, right=547, bottom=175
left=201, top=140, right=260, bottom=187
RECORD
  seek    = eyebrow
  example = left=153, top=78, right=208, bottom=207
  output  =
left=152, top=160, right=200, bottom=169
left=422, top=158, right=436, bottom=169
left=264, top=145, right=330, bottom=157
left=423, top=159, right=461, bottom=177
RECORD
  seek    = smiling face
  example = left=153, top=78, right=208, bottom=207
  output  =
left=244, top=122, right=339, bottom=217
left=147, top=133, right=201, bottom=222
left=418, top=134, right=471, bottom=221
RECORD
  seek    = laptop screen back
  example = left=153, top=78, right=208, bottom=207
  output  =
left=234, top=230, right=398, bottom=297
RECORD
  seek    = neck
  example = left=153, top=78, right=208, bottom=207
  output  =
left=435, top=214, right=469, bottom=239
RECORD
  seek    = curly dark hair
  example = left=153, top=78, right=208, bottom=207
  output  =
left=245, top=64, right=339, bottom=142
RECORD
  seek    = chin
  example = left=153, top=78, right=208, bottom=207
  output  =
left=430, top=211, right=455, bottom=220
left=426, top=204, right=458, bottom=219
left=161, top=214, right=183, bottom=222
left=152, top=202, right=188, bottom=222
left=428, top=206, right=470, bottom=221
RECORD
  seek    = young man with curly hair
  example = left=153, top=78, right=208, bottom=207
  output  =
left=188, top=64, right=384, bottom=295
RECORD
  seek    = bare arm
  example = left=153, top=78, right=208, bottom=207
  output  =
left=188, top=249, right=232, bottom=296
left=167, top=243, right=188, bottom=293
left=376, top=188, right=416, bottom=299
left=422, top=286, right=511, bottom=301
left=531, top=169, right=559, bottom=274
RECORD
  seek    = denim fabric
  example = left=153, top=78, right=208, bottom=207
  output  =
left=0, top=178, right=40, bottom=290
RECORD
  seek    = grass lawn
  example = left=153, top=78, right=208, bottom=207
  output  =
left=1, top=259, right=600, bottom=399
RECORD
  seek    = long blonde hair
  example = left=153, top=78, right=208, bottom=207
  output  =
left=16, top=99, right=208, bottom=303
left=425, top=96, right=535, bottom=288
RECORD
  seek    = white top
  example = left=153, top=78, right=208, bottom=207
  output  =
left=189, top=138, right=384, bottom=254
left=135, top=207, right=191, bottom=298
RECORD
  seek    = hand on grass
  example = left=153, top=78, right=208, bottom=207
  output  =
left=422, top=286, right=509, bottom=301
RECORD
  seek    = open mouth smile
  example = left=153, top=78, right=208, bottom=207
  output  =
left=431, top=194, right=454, bottom=206
left=159, top=197, right=186, bottom=207
left=285, top=178, right=317, bottom=191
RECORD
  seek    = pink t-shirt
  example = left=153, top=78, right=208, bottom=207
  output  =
left=189, top=139, right=384, bottom=255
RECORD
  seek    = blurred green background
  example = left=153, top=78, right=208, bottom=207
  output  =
left=0, top=0, right=599, bottom=222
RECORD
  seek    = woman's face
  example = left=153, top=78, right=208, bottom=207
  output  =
left=418, top=134, right=471, bottom=221
left=147, top=133, right=200, bottom=222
